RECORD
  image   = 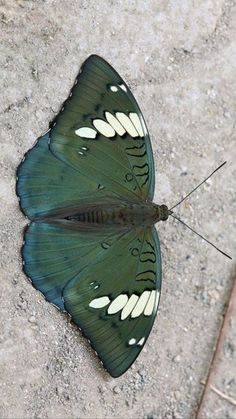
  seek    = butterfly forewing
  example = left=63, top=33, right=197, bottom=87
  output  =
left=50, top=55, right=155, bottom=201
left=17, top=132, right=114, bottom=219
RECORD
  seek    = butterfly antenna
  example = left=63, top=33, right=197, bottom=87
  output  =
left=169, top=212, right=232, bottom=260
left=170, top=161, right=227, bottom=211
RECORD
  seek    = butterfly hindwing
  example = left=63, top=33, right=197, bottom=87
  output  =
left=49, top=55, right=155, bottom=201
left=22, top=221, right=161, bottom=376
left=22, top=221, right=123, bottom=310
left=63, top=226, right=161, bottom=377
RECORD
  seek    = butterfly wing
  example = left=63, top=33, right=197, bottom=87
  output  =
left=17, top=132, right=114, bottom=219
left=23, top=219, right=161, bottom=376
left=64, top=226, right=161, bottom=377
left=17, top=56, right=155, bottom=219
left=22, top=221, right=122, bottom=310
left=49, top=55, right=155, bottom=201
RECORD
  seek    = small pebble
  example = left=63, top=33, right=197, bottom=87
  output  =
left=113, top=385, right=121, bottom=394
left=28, top=315, right=36, bottom=323
left=208, top=289, right=220, bottom=302
left=180, top=166, right=188, bottom=175
left=173, top=354, right=181, bottom=363
left=224, top=111, right=231, bottom=119
left=174, top=390, right=181, bottom=401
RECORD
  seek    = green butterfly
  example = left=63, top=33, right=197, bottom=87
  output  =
left=16, top=55, right=170, bottom=377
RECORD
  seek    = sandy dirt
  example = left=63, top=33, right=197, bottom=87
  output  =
left=0, top=1, right=236, bottom=418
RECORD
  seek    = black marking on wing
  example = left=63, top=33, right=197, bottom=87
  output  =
left=135, top=240, right=157, bottom=283
left=125, top=173, right=134, bottom=182
left=131, top=247, right=139, bottom=257
left=146, top=240, right=155, bottom=250
left=132, top=163, right=149, bottom=187
left=139, top=251, right=156, bottom=263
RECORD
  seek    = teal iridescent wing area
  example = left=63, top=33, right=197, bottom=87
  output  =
left=17, top=132, right=119, bottom=219
left=22, top=221, right=122, bottom=310
left=17, top=56, right=155, bottom=219
left=63, top=226, right=161, bottom=377
left=49, top=55, right=155, bottom=201
left=22, top=220, right=161, bottom=376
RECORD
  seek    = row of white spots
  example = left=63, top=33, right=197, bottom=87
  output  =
left=116, top=112, right=139, bottom=137
left=110, top=84, right=127, bottom=93
left=128, top=337, right=145, bottom=346
left=105, top=111, right=125, bottom=135
left=93, top=119, right=115, bottom=137
left=75, top=127, right=96, bottom=139
left=107, top=294, right=128, bottom=314
left=110, top=85, right=118, bottom=92
left=89, top=290, right=159, bottom=319
left=89, top=296, right=110, bottom=308
left=74, top=111, right=146, bottom=140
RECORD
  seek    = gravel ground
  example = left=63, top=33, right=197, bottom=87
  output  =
left=0, top=1, right=236, bottom=418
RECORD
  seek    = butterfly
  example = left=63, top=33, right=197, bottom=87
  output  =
left=16, top=55, right=170, bottom=378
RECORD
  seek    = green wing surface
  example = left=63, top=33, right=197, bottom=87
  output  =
left=16, top=55, right=162, bottom=377
left=50, top=55, right=155, bottom=201
left=17, top=132, right=122, bottom=219
left=23, top=219, right=161, bottom=376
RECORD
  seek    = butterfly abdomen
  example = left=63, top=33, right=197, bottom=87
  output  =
left=69, top=209, right=106, bottom=224
left=67, top=203, right=168, bottom=227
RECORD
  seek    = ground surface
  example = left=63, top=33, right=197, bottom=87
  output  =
left=0, top=1, right=236, bottom=418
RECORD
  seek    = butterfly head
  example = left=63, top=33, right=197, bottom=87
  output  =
left=159, top=204, right=170, bottom=221
left=152, top=204, right=170, bottom=222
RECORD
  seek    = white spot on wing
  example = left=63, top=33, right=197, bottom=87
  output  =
left=129, top=112, right=144, bottom=137
left=89, top=296, right=110, bottom=309
left=137, top=337, right=145, bottom=346
left=115, top=112, right=139, bottom=137
left=120, top=84, right=127, bottom=92
left=121, top=294, right=139, bottom=320
left=144, top=290, right=156, bottom=316
left=75, top=127, right=97, bottom=139
left=131, top=291, right=150, bottom=318
left=128, top=338, right=136, bottom=345
left=107, top=294, right=129, bottom=314
left=105, top=112, right=126, bottom=136
left=110, top=85, right=118, bottom=92
left=93, top=119, right=116, bottom=138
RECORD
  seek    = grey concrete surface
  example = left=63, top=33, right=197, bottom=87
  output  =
left=0, top=0, right=236, bottom=418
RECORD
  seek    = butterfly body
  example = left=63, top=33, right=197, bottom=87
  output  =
left=43, top=202, right=169, bottom=228
left=17, top=55, right=165, bottom=378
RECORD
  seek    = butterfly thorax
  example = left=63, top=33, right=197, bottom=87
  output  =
left=67, top=202, right=169, bottom=227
